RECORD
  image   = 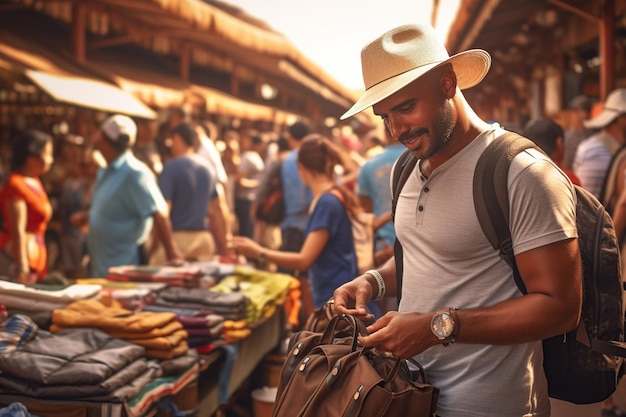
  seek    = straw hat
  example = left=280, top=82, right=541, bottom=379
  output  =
left=583, top=88, right=626, bottom=130
left=341, top=23, right=491, bottom=120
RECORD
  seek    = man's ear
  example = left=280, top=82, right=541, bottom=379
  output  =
left=440, top=67, right=458, bottom=98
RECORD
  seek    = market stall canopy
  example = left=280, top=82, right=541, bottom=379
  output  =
left=191, top=84, right=300, bottom=125
left=25, top=70, right=157, bottom=120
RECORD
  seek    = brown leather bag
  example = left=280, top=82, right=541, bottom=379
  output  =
left=272, top=314, right=439, bottom=417
left=303, top=299, right=373, bottom=333
left=302, top=298, right=338, bottom=333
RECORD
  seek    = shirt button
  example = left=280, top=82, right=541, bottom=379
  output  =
left=418, top=205, right=424, bottom=212
left=424, top=187, right=430, bottom=193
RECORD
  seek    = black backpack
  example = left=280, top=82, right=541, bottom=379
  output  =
left=599, top=143, right=626, bottom=215
left=391, top=131, right=626, bottom=404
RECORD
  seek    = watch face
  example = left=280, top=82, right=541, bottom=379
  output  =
left=431, top=312, right=454, bottom=339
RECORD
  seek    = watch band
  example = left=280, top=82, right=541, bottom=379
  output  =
left=449, top=307, right=459, bottom=344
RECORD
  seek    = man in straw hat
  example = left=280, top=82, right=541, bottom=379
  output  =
left=334, top=22, right=581, bottom=416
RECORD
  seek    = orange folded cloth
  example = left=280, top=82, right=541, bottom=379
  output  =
left=51, top=299, right=177, bottom=334
left=146, top=340, right=189, bottom=359
left=121, top=329, right=188, bottom=351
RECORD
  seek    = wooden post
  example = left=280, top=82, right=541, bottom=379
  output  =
left=599, top=0, right=615, bottom=100
left=72, top=1, right=86, bottom=63
left=180, top=44, right=190, bottom=82
left=230, top=67, right=240, bottom=97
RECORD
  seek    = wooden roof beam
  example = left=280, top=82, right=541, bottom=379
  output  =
left=548, top=0, right=602, bottom=24
left=72, top=2, right=86, bottom=63
left=457, top=0, right=501, bottom=51
left=90, top=31, right=162, bottom=49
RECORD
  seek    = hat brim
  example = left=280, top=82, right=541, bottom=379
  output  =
left=340, top=49, right=491, bottom=120
left=583, top=109, right=620, bottom=129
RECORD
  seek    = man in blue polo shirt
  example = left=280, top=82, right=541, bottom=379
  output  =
left=279, top=121, right=313, bottom=276
left=85, top=115, right=182, bottom=277
left=357, top=128, right=403, bottom=265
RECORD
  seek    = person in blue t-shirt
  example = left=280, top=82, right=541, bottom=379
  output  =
left=279, top=121, right=313, bottom=275
left=151, top=122, right=228, bottom=265
left=232, top=134, right=381, bottom=318
left=357, top=128, right=403, bottom=266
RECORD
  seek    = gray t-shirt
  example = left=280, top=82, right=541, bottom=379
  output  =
left=394, top=128, right=577, bottom=417
left=236, top=150, right=265, bottom=201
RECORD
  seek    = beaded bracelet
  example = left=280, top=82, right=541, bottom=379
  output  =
left=365, top=269, right=385, bottom=300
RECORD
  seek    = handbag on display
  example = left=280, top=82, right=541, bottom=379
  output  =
left=272, top=314, right=439, bottom=417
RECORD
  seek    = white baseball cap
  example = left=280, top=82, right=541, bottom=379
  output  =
left=101, top=114, right=137, bottom=146
left=584, top=88, right=626, bottom=129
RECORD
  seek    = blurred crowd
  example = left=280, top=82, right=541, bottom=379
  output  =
left=0, top=108, right=399, bottom=299
left=1, top=87, right=624, bottom=333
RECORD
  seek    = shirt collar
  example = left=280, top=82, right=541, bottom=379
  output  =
left=108, top=149, right=132, bottom=170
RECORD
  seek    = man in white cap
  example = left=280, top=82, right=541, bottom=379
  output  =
left=74, top=114, right=182, bottom=277
left=573, top=88, right=626, bottom=204
left=334, top=22, right=581, bottom=416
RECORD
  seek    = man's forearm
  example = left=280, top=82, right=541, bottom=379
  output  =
left=209, top=198, right=231, bottom=254
left=153, top=210, right=179, bottom=260
left=377, top=255, right=398, bottom=298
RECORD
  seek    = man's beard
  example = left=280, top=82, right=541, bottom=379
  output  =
left=405, top=100, right=455, bottom=160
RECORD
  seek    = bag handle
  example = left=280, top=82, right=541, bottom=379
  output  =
left=368, top=352, right=429, bottom=385
left=304, top=298, right=335, bottom=331
left=321, top=314, right=369, bottom=351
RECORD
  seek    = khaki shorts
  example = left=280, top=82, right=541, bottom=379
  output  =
left=149, top=230, right=215, bottom=265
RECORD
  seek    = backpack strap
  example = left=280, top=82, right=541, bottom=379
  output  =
left=473, top=132, right=542, bottom=295
left=391, top=149, right=418, bottom=303
left=599, top=144, right=626, bottom=214
left=391, top=150, right=418, bottom=220
left=596, top=131, right=623, bottom=156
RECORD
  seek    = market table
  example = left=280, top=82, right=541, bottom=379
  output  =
left=197, top=306, right=286, bottom=416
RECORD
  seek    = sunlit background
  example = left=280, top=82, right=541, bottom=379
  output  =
left=228, top=0, right=461, bottom=92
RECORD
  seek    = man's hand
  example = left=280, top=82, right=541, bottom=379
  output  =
left=333, top=274, right=376, bottom=322
left=359, top=311, right=438, bottom=358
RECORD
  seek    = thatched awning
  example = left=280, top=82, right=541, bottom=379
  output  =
left=25, top=70, right=157, bottom=119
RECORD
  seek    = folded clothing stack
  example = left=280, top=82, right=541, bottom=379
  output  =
left=211, top=268, right=295, bottom=324
left=141, top=304, right=226, bottom=350
left=150, top=287, right=247, bottom=321
left=76, top=278, right=167, bottom=310
left=0, top=319, right=158, bottom=401
left=107, top=265, right=208, bottom=287
left=0, top=281, right=101, bottom=313
left=50, top=299, right=188, bottom=359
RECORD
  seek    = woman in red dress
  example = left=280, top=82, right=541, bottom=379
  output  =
left=0, top=130, right=54, bottom=283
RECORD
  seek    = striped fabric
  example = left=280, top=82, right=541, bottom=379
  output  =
left=0, top=314, right=38, bottom=355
